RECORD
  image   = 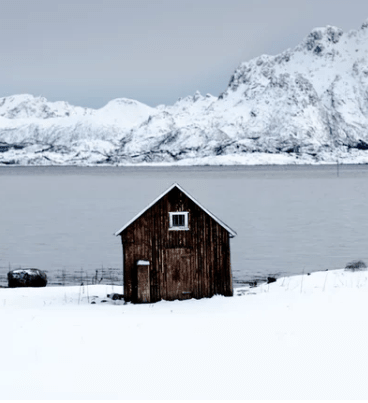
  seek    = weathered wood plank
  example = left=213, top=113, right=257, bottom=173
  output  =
left=137, top=264, right=150, bottom=303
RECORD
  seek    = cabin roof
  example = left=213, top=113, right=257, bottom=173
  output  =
left=114, top=183, right=237, bottom=237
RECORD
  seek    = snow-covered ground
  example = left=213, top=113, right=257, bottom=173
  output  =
left=1, top=269, right=368, bottom=399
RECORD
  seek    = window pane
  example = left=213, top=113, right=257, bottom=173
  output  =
left=172, top=214, right=185, bottom=227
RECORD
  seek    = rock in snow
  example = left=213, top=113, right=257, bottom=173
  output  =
left=2, top=20, right=368, bottom=165
left=8, top=268, right=47, bottom=288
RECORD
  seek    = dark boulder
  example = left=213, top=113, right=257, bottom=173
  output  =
left=8, top=268, right=47, bottom=288
left=107, top=293, right=124, bottom=301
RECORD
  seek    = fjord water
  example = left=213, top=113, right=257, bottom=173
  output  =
left=0, top=165, right=367, bottom=286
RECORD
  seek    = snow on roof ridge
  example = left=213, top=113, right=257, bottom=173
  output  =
left=114, top=182, right=236, bottom=237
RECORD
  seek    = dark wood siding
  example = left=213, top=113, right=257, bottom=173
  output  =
left=120, top=186, right=233, bottom=302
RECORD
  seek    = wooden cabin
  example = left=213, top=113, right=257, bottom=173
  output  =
left=115, top=183, right=236, bottom=303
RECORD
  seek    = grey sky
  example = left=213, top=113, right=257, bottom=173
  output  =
left=1, top=0, right=367, bottom=108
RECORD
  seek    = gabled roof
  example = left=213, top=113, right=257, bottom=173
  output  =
left=114, top=183, right=237, bottom=237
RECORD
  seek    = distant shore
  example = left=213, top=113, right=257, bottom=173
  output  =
left=2, top=150, right=368, bottom=167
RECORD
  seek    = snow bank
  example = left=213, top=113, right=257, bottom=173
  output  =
left=1, top=269, right=368, bottom=399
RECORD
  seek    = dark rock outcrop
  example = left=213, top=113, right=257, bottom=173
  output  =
left=7, top=268, right=47, bottom=288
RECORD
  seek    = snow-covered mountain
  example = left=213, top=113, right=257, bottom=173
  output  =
left=2, top=20, right=368, bottom=166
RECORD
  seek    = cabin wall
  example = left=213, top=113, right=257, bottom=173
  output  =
left=120, top=187, right=233, bottom=302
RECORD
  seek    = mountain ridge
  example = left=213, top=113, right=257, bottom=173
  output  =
left=2, top=20, right=368, bottom=165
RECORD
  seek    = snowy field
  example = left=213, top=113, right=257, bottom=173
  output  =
left=1, top=269, right=368, bottom=400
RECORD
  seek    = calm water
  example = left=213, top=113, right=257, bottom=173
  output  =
left=1, top=165, right=368, bottom=287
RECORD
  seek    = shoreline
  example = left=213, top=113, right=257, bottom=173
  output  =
left=2, top=150, right=368, bottom=167
left=1, top=160, right=368, bottom=168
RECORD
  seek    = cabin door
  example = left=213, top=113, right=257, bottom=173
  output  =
left=136, top=261, right=150, bottom=303
left=165, top=248, right=192, bottom=300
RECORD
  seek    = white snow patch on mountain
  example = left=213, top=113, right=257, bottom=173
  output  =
left=2, top=20, right=368, bottom=165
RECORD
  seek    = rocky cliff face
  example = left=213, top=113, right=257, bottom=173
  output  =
left=2, top=20, right=368, bottom=165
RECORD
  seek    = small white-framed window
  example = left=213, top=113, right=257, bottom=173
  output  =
left=169, top=212, right=189, bottom=230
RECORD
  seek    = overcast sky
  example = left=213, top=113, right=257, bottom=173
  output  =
left=1, top=0, right=367, bottom=108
